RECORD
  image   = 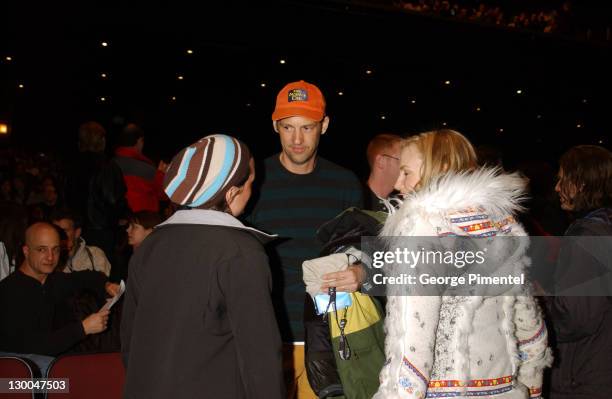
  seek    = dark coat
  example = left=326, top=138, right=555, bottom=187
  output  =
left=121, top=210, right=284, bottom=399
left=549, top=207, right=612, bottom=399
left=66, top=151, right=128, bottom=231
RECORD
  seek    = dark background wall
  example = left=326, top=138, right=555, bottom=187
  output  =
left=1, top=0, right=610, bottom=178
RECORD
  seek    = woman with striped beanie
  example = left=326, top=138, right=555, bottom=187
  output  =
left=121, top=134, right=285, bottom=399
left=163, top=134, right=254, bottom=214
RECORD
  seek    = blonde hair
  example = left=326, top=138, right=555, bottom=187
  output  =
left=402, top=129, right=478, bottom=191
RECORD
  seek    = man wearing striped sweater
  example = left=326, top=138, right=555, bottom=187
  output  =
left=246, top=80, right=363, bottom=398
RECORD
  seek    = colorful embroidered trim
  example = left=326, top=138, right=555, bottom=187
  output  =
left=449, top=214, right=489, bottom=223
left=402, top=356, right=429, bottom=386
left=473, top=231, right=498, bottom=237
left=429, top=376, right=513, bottom=389
left=529, top=387, right=543, bottom=397
left=460, top=221, right=494, bottom=233
left=519, top=323, right=546, bottom=346
left=426, top=385, right=513, bottom=398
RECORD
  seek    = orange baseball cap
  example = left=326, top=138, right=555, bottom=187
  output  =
left=272, top=80, right=326, bottom=121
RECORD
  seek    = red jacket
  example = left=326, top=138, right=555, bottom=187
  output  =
left=114, top=147, right=165, bottom=212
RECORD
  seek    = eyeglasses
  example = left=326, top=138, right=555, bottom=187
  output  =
left=382, top=154, right=399, bottom=161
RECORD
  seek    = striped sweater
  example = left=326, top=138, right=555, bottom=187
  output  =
left=245, top=155, right=363, bottom=342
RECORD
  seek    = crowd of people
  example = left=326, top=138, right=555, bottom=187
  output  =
left=0, top=79, right=611, bottom=399
left=392, top=0, right=580, bottom=36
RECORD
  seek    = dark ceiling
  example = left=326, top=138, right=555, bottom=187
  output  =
left=1, top=0, right=610, bottom=175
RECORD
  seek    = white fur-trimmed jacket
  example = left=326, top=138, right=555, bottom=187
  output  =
left=374, top=169, right=552, bottom=399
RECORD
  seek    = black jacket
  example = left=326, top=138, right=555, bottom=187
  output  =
left=549, top=207, right=612, bottom=399
left=89, top=157, right=129, bottom=230
left=121, top=210, right=284, bottom=399
left=66, top=151, right=128, bottom=230
left=0, top=269, right=107, bottom=356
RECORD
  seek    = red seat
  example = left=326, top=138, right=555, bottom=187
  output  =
left=0, top=357, right=37, bottom=399
left=46, top=352, right=125, bottom=399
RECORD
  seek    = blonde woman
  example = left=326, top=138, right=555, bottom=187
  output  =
left=374, top=130, right=551, bottom=399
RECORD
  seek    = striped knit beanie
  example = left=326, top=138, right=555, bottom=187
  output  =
left=163, top=134, right=251, bottom=209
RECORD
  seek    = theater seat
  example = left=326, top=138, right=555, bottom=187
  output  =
left=46, top=352, right=125, bottom=399
left=0, top=356, right=38, bottom=399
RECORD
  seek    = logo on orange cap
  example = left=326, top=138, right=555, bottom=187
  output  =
left=288, top=89, right=308, bottom=102
left=272, top=80, right=326, bottom=121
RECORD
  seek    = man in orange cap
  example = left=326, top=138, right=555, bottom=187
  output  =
left=246, top=80, right=363, bottom=398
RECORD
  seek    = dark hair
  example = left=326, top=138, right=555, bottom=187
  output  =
left=118, top=123, right=145, bottom=147
left=559, top=145, right=612, bottom=212
left=50, top=208, right=82, bottom=229
left=128, top=211, right=163, bottom=230
left=205, top=169, right=251, bottom=212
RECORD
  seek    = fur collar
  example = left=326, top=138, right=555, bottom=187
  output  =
left=382, top=168, right=527, bottom=237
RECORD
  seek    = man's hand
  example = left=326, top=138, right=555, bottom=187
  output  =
left=321, top=264, right=366, bottom=293
left=105, top=282, right=120, bottom=297
left=82, top=309, right=110, bottom=335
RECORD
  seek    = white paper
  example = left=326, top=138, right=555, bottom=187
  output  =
left=100, top=280, right=125, bottom=311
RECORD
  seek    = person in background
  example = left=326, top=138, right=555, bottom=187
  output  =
left=113, top=123, right=166, bottom=213
left=0, top=202, right=28, bottom=281
left=28, top=178, right=61, bottom=222
left=0, top=222, right=118, bottom=373
left=51, top=209, right=111, bottom=276
left=364, top=133, right=403, bottom=212
left=548, top=145, right=612, bottom=399
left=126, top=211, right=162, bottom=250
left=65, top=122, right=129, bottom=273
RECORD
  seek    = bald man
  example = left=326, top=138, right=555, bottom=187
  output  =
left=0, top=222, right=117, bottom=357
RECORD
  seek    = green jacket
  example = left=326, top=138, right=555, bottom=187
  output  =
left=305, top=208, right=387, bottom=399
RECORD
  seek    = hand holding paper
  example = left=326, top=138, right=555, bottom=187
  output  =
left=100, top=280, right=125, bottom=311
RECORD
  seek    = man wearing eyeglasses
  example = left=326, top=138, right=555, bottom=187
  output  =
left=364, top=133, right=403, bottom=212
left=246, top=80, right=363, bottom=399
